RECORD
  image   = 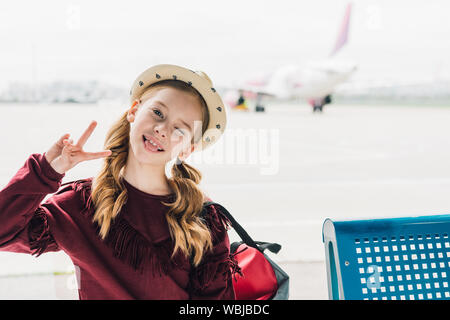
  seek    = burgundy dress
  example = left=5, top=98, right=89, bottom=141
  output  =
left=0, top=153, right=240, bottom=300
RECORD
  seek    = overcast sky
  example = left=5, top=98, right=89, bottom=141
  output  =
left=0, top=0, right=449, bottom=89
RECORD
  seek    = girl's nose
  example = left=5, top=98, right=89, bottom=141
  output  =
left=154, top=126, right=166, bottom=138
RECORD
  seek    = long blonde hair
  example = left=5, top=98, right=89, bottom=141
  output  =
left=90, top=80, right=213, bottom=267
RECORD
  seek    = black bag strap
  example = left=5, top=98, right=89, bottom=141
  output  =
left=203, top=201, right=259, bottom=250
left=203, top=201, right=281, bottom=254
left=254, top=241, right=282, bottom=254
left=230, top=241, right=281, bottom=254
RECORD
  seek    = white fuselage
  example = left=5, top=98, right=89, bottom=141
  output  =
left=262, top=61, right=357, bottom=100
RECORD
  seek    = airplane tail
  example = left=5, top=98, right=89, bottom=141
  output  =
left=329, top=2, right=352, bottom=57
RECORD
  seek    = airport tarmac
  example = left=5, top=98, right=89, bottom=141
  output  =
left=0, top=101, right=449, bottom=299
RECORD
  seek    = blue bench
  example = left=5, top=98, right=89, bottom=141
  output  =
left=322, top=214, right=450, bottom=300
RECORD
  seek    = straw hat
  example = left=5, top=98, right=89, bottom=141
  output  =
left=129, top=64, right=226, bottom=152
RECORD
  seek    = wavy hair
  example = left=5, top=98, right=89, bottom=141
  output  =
left=90, top=79, right=213, bottom=267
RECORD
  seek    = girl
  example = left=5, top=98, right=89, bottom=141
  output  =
left=0, top=64, right=241, bottom=300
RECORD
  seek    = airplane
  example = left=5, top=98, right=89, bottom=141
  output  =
left=223, top=2, right=357, bottom=113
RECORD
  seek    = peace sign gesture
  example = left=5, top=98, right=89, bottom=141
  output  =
left=45, top=121, right=112, bottom=174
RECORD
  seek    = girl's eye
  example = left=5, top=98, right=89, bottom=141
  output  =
left=153, top=109, right=163, bottom=118
left=153, top=109, right=184, bottom=135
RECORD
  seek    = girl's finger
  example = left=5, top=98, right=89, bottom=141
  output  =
left=63, top=138, right=74, bottom=145
left=56, top=133, right=70, bottom=147
left=83, top=150, right=112, bottom=160
left=76, top=120, right=97, bottom=148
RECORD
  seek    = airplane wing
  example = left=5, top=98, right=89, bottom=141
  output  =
left=220, top=72, right=278, bottom=97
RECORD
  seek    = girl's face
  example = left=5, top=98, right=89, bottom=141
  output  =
left=127, top=87, right=204, bottom=166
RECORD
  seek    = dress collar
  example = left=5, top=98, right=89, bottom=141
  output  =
left=120, top=177, right=176, bottom=244
left=121, top=178, right=175, bottom=200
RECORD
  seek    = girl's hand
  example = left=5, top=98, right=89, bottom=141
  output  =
left=45, top=121, right=112, bottom=175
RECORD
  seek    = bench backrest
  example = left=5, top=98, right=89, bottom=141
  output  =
left=322, top=214, right=450, bottom=300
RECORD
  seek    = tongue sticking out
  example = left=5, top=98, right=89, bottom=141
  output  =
left=144, top=138, right=163, bottom=152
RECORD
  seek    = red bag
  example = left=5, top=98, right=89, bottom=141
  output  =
left=204, top=202, right=290, bottom=300
left=231, top=243, right=278, bottom=299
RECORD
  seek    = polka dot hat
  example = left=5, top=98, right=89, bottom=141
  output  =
left=129, top=64, right=227, bottom=152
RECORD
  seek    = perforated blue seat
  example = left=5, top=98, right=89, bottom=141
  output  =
left=322, top=214, right=450, bottom=300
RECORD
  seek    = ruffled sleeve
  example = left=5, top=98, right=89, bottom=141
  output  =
left=0, top=153, right=66, bottom=255
left=188, top=203, right=242, bottom=300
